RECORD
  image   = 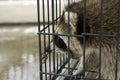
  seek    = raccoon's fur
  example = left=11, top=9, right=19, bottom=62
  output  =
left=55, top=0, right=120, bottom=80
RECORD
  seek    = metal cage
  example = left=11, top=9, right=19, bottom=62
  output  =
left=37, top=0, right=120, bottom=80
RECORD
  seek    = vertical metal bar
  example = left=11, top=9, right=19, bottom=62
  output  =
left=42, top=0, right=47, bottom=79
left=55, top=0, right=59, bottom=72
left=63, top=53, right=65, bottom=68
left=52, top=0, right=56, bottom=73
left=115, top=32, right=119, bottom=80
left=58, top=0, right=62, bottom=73
left=99, top=0, right=103, bottom=79
left=67, top=0, right=71, bottom=76
left=56, top=0, right=58, bottom=19
left=37, top=0, right=43, bottom=80
left=57, top=53, right=59, bottom=71
left=59, top=0, right=61, bottom=16
left=60, top=53, right=62, bottom=69
left=47, top=0, right=51, bottom=79
left=37, top=0, right=40, bottom=32
left=83, top=0, right=86, bottom=77
left=115, top=0, right=120, bottom=79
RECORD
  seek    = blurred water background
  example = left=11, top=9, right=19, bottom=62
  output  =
left=0, top=25, right=39, bottom=80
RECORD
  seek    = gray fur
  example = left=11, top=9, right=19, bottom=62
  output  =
left=55, top=0, right=120, bottom=80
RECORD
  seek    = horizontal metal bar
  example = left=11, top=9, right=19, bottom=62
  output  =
left=38, top=32, right=120, bottom=38
left=40, top=72, right=110, bottom=80
left=37, top=32, right=83, bottom=37
left=86, top=70, right=99, bottom=73
left=82, top=33, right=119, bottom=38
left=63, top=67, right=78, bottom=70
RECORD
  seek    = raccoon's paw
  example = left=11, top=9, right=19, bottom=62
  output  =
left=73, top=56, right=84, bottom=76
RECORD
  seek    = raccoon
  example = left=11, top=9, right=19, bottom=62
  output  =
left=55, top=0, right=120, bottom=79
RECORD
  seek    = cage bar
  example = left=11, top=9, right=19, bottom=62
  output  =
left=37, top=0, right=120, bottom=80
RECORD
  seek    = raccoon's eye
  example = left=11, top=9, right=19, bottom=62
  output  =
left=53, top=35, right=67, bottom=51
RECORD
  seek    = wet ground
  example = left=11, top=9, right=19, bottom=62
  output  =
left=0, top=25, right=39, bottom=80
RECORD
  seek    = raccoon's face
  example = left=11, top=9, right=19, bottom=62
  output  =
left=55, top=0, right=91, bottom=58
left=55, top=12, right=82, bottom=58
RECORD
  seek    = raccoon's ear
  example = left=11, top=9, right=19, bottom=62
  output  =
left=64, top=12, right=78, bottom=31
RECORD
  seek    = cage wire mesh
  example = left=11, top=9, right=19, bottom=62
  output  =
left=37, top=0, right=120, bottom=80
